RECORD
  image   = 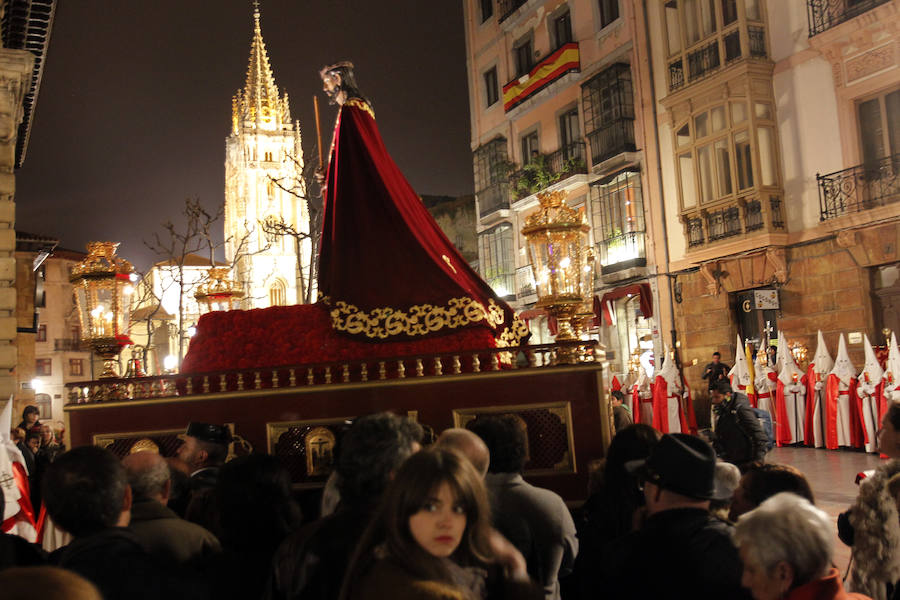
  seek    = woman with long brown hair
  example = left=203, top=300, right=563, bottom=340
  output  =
left=340, top=447, right=537, bottom=600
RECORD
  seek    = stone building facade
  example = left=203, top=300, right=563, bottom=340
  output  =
left=644, top=0, right=900, bottom=403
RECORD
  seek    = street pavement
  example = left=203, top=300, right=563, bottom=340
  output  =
left=769, top=446, right=885, bottom=573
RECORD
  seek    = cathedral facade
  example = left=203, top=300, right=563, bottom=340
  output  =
left=224, top=6, right=311, bottom=308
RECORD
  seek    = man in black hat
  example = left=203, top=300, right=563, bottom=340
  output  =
left=177, top=422, right=231, bottom=491
left=600, top=433, right=750, bottom=599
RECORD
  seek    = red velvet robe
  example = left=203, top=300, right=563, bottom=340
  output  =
left=318, top=98, right=528, bottom=345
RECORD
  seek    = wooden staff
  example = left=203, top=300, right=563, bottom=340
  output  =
left=313, top=95, right=324, bottom=169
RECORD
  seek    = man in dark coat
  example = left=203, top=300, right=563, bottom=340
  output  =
left=265, top=412, right=422, bottom=600
left=469, top=414, right=577, bottom=600
left=43, top=446, right=205, bottom=600
left=710, top=380, right=769, bottom=469
left=600, top=433, right=751, bottom=599
left=176, top=422, right=231, bottom=531
left=702, top=352, right=731, bottom=391
left=122, top=451, right=220, bottom=566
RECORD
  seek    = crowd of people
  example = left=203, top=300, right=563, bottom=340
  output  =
left=2, top=398, right=899, bottom=600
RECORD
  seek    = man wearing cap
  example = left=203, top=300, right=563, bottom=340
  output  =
left=601, top=433, right=750, bottom=598
left=177, top=422, right=231, bottom=491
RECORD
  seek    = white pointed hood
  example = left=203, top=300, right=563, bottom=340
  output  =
left=729, top=335, right=752, bottom=389
left=811, top=331, right=833, bottom=375
left=656, top=344, right=680, bottom=388
left=778, top=338, right=805, bottom=385
left=858, top=334, right=884, bottom=386
left=634, top=364, right=651, bottom=391
left=829, top=334, right=855, bottom=385
left=885, top=333, right=900, bottom=389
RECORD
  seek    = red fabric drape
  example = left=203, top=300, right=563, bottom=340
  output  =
left=597, top=284, right=653, bottom=326
left=804, top=365, right=819, bottom=446
left=849, top=378, right=865, bottom=449
left=824, top=374, right=840, bottom=450
left=774, top=380, right=792, bottom=446
left=632, top=385, right=641, bottom=424
left=652, top=377, right=668, bottom=433
left=318, top=99, right=527, bottom=344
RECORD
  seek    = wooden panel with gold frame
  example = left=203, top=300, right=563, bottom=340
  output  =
left=267, top=416, right=352, bottom=489
left=452, top=401, right=576, bottom=477
left=93, top=423, right=239, bottom=458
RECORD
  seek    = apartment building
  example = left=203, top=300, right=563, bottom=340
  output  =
left=644, top=0, right=899, bottom=391
left=463, top=0, right=670, bottom=378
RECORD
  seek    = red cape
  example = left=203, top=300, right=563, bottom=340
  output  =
left=804, top=365, right=819, bottom=446
left=774, top=379, right=792, bottom=446
left=319, top=98, right=528, bottom=345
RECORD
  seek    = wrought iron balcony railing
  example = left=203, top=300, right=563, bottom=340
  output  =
left=477, top=181, right=511, bottom=218
left=508, top=141, right=587, bottom=201
left=807, top=0, right=891, bottom=37
left=667, top=26, right=769, bottom=91
left=818, top=153, right=900, bottom=220
left=586, top=118, right=636, bottom=165
left=683, top=193, right=786, bottom=249
left=498, top=0, right=527, bottom=22
left=54, top=338, right=83, bottom=351
left=516, top=265, right=537, bottom=301
left=598, top=231, right=647, bottom=274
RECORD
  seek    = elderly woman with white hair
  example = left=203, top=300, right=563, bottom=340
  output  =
left=734, top=492, right=871, bottom=600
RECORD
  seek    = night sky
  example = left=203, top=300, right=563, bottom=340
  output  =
left=15, top=1, right=473, bottom=271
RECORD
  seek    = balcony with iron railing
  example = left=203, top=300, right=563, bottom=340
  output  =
left=498, top=0, right=527, bottom=22
left=516, top=265, right=537, bottom=304
left=485, top=271, right=516, bottom=299
left=683, top=193, right=786, bottom=249
left=807, top=0, right=891, bottom=36
left=586, top=118, right=636, bottom=166
left=502, top=42, right=580, bottom=113
left=54, top=338, right=84, bottom=352
left=508, top=141, right=587, bottom=202
left=668, top=25, right=769, bottom=92
left=818, top=153, right=900, bottom=220
left=598, top=231, right=647, bottom=275
left=476, top=181, right=511, bottom=218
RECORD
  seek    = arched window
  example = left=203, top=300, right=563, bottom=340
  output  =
left=269, top=279, right=286, bottom=307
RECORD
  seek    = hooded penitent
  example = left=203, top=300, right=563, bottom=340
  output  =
left=858, top=334, right=886, bottom=453
left=776, top=335, right=806, bottom=445
left=805, top=331, right=834, bottom=447
left=825, top=334, right=864, bottom=450
left=652, top=347, right=689, bottom=434
left=887, top=333, right=900, bottom=402
left=632, top=365, right=653, bottom=425
left=0, top=400, right=36, bottom=541
left=728, top=334, right=752, bottom=395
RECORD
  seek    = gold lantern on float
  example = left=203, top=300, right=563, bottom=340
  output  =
left=789, top=341, right=809, bottom=369
left=521, top=190, right=592, bottom=362
left=194, top=267, right=244, bottom=313
left=70, top=242, right=135, bottom=378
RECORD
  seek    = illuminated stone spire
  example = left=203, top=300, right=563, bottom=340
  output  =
left=232, top=1, right=291, bottom=132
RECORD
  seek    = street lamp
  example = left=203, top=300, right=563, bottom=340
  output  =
left=521, top=190, right=593, bottom=363
left=70, top=242, right=135, bottom=378
left=194, top=267, right=244, bottom=313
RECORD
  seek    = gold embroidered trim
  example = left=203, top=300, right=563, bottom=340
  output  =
left=328, top=296, right=528, bottom=344
left=345, top=98, right=374, bottom=119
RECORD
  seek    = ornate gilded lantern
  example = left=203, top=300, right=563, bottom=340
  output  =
left=789, top=341, right=809, bottom=369
left=70, top=242, right=135, bottom=378
left=521, top=190, right=593, bottom=357
left=194, top=267, right=244, bottom=313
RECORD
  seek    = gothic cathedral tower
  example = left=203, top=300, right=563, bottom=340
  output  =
left=224, top=5, right=311, bottom=308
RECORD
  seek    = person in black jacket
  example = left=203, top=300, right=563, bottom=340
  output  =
left=701, top=352, right=730, bottom=391
left=709, top=380, right=769, bottom=469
